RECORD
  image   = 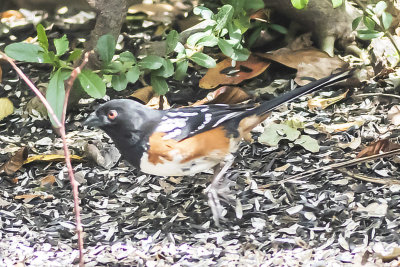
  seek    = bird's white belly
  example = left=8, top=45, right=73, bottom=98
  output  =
left=139, top=151, right=224, bottom=176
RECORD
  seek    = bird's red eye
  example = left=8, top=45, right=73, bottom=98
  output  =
left=107, top=110, right=118, bottom=120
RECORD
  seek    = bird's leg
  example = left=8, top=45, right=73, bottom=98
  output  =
left=205, top=157, right=236, bottom=227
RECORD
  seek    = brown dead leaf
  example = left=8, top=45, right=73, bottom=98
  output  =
left=0, top=10, right=24, bottom=20
left=0, top=64, right=2, bottom=83
left=130, top=86, right=154, bottom=104
left=40, top=175, right=56, bottom=187
left=15, top=194, right=53, bottom=203
left=317, top=120, right=364, bottom=133
left=24, top=154, right=83, bottom=164
left=388, top=105, right=400, bottom=126
left=200, top=55, right=271, bottom=89
left=256, top=48, right=347, bottom=85
left=0, top=147, right=28, bottom=175
left=192, top=86, right=250, bottom=106
left=308, top=90, right=349, bottom=110
left=128, top=3, right=178, bottom=24
left=146, top=95, right=170, bottom=110
left=357, top=139, right=400, bottom=158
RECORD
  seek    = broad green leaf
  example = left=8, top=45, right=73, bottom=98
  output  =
left=42, top=50, right=57, bottom=64
left=357, top=29, right=384, bottom=40
left=96, top=34, right=115, bottom=64
left=331, top=0, right=342, bottom=8
left=166, top=30, right=179, bottom=54
left=153, top=58, right=174, bottom=78
left=36, top=24, right=48, bottom=50
left=103, top=61, right=124, bottom=73
left=218, top=38, right=234, bottom=58
left=374, top=1, right=387, bottom=15
left=245, top=0, right=264, bottom=10
left=174, top=60, right=188, bottom=81
left=268, top=24, right=288, bottom=34
left=68, top=49, right=82, bottom=62
left=228, top=22, right=242, bottom=43
left=190, top=52, right=216, bottom=68
left=196, top=35, right=219, bottom=47
left=291, top=0, right=309, bottom=9
left=193, top=6, right=214, bottom=20
left=294, top=135, right=320, bottom=153
left=352, top=16, right=362, bottom=30
left=174, top=42, right=185, bottom=54
left=5, top=43, right=44, bottom=63
left=258, top=123, right=300, bottom=146
left=363, top=16, right=375, bottom=30
left=382, top=11, right=393, bottom=30
left=138, top=55, right=164, bottom=70
left=46, top=68, right=71, bottom=126
left=231, top=46, right=250, bottom=61
left=215, top=5, right=234, bottom=32
left=126, top=65, right=140, bottom=83
left=54, top=35, right=69, bottom=56
left=233, top=15, right=251, bottom=34
left=187, top=31, right=210, bottom=47
left=111, top=73, right=128, bottom=91
left=78, top=70, right=106, bottom=98
left=119, top=51, right=136, bottom=63
left=151, top=74, right=168, bottom=95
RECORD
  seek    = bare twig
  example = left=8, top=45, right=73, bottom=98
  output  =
left=337, top=168, right=400, bottom=185
left=355, top=93, right=400, bottom=100
left=0, top=51, right=87, bottom=266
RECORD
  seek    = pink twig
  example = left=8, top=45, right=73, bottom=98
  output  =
left=0, top=51, right=87, bottom=266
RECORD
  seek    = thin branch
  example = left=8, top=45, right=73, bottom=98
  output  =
left=0, top=51, right=86, bottom=266
left=355, top=93, right=400, bottom=100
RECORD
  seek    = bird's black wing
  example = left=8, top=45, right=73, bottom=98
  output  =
left=154, top=103, right=256, bottom=141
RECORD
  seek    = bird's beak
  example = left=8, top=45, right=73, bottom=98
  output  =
left=83, top=112, right=103, bottom=127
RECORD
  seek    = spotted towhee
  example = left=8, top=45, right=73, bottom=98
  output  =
left=84, top=69, right=354, bottom=225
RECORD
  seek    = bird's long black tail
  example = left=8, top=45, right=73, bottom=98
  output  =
left=251, top=69, right=355, bottom=116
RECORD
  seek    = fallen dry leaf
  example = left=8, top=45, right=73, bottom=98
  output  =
left=130, top=86, right=155, bottom=104
left=199, top=55, right=271, bottom=89
left=256, top=48, right=347, bottom=85
left=317, top=120, right=364, bottom=133
left=0, top=97, right=14, bottom=121
left=40, top=175, right=56, bottom=187
left=0, top=147, right=28, bottom=175
left=192, top=86, right=250, bottom=106
left=357, top=139, right=400, bottom=158
left=14, top=194, right=54, bottom=204
left=308, top=90, right=349, bottom=110
left=128, top=3, right=178, bottom=24
left=0, top=10, right=24, bottom=20
left=24, top=154, right=83, bottom=164
left=0, top=64, right=2, bottom=82
left=146, top=95, right=170, bottom=110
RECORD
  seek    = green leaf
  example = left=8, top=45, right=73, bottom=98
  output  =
left=103, top=61, right=124, bottom=73
left=153, top=58, right=174, bottom=78
left=190, top=52, right=216, bottom=68
left=166, top=30, right=179, bottom=54
left=363, top=16, right=375, bottom=30
left=54, top=35, right=69, bottom=56
left=193, top=6, right=214, bottom=20
left=5, top=43, right=44, bottom=63
left=294, top=135, right=320, bottom=153
left=174, top=60, right=188, bottom=81
left=174, top=42, right=185, bottom=54
left=357, top=29, right=384, bottom=40
left=138, top=55, right=164, bottom=70
left=187, top=31, right=210, bottom=47
left=218, top=38, right=234, bottom=58
left=245, top=0, right=264, bottom=10
left=111, top=73, right=128, bottom=91
left=36, top=24, right=48, bottom=50
left=119, top=51, right=136, bottom=63
left=215, top=5, right=234, bottom=32
left=233, top=15, right=251, bottom=34
left=382, top=11, right=393, bottom=30
left=78, top=70, right=106, bottom=98
left=42, top=51, right=57, bottom=65
left=352, top=16, right=362, bottom=30
left=126, top=65, right=140, bottom=83
left=96, top=34, right=116, bottom=64
left=46, top=68, right=70, bottom=126
left=151, top=74, right=168, bottom=95
left=196, top=35, right=219, bottom=47
left=231, top=46, right=250, bottom=61
left=268, top=24, right=288, bottom=34
left=374, top=1, right=387, bottom=15
left=258, top=123, right=301, bottom=146
left=331, top=0, right=342, bottom=8
left=291, top=0, right=309, bottom=9
left=228, top=22, right=242, bottom=43
left=68, top=49, right=82, bottom=62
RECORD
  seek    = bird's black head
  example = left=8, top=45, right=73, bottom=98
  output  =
left=84, top=99, right=163, bottom=138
